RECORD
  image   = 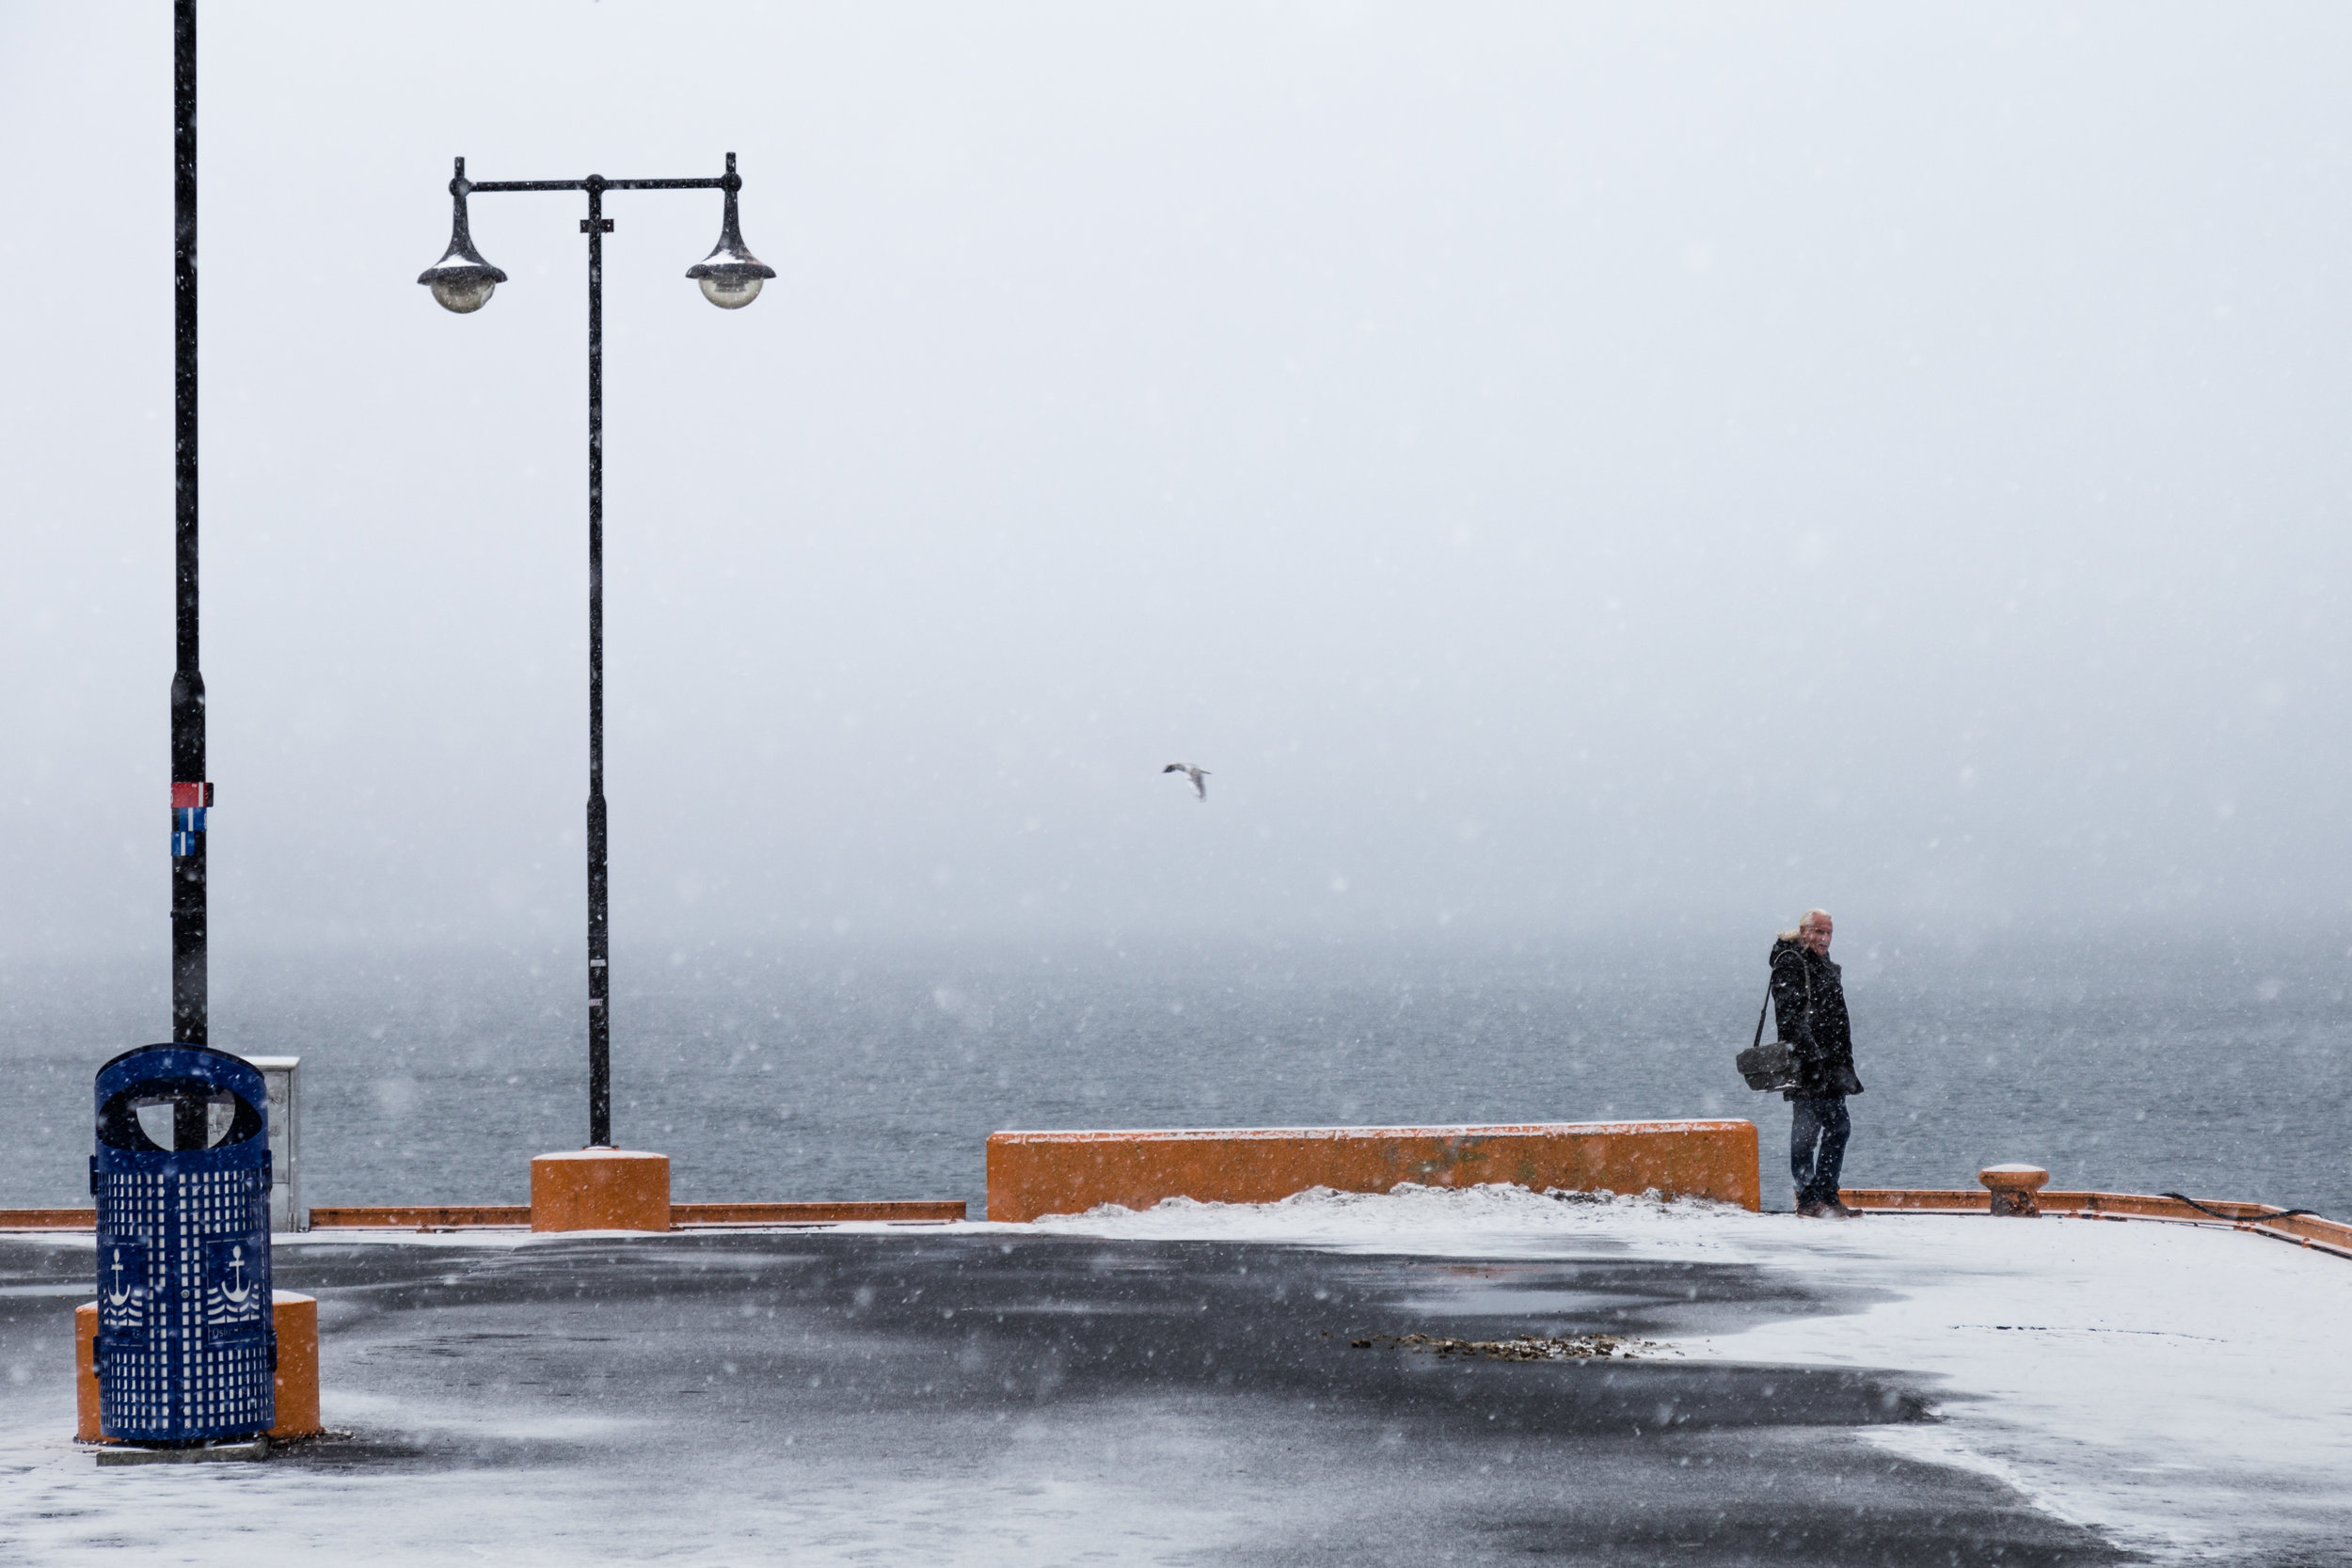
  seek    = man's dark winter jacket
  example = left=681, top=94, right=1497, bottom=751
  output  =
left=1769, top=936, right=1865, bottom=1100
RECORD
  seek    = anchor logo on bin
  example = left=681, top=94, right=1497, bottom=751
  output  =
left=205, top=1240, right=265, bottom=1336
left=99, top=1244, right=148, bottom=1336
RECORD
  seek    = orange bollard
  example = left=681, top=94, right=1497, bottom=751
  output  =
left=1979, top=1164, right=2052, bottom=1217
left=77, top=1292, right=321, bottom=1441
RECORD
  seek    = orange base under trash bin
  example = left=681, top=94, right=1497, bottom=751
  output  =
left=77, top=1292, right=321, bottom=1442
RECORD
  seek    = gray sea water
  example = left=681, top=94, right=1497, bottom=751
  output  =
left=3, top=932, right=2346, bottom=1219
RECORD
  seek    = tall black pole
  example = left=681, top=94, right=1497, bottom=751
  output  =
left=169, top=0, right=208, bottom=1046
left=584, top=177, right=612, bottom=1148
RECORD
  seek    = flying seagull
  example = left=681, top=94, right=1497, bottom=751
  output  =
left=1163, top=763, right=1210, bottom=800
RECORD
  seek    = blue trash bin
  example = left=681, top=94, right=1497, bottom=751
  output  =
left=92, top=1043, right=276, bottom=1444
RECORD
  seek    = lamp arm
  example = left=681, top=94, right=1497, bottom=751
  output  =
left=466, top=176, right=731, bottom=195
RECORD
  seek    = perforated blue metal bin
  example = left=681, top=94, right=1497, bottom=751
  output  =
left=92, top=1044, right=276, bottom=1444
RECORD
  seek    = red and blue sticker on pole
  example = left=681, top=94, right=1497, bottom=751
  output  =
left=171, top=782, right=214, bottom=858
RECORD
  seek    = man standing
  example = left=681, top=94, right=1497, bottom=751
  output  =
left=1770, top=909, right=1865, bottom=1218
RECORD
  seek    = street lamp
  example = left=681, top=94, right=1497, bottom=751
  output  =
left=416, top=167, right=504, bottom=313
left=687, top=180, right=771, bottom=309
left=419, top=152, right=773, bottom=1150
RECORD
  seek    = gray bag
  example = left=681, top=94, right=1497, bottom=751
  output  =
left=1735, top=975, right=1800, bottom=1091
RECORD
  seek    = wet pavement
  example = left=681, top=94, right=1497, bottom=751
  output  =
left=0, top=1226, right=2137, bottom=1564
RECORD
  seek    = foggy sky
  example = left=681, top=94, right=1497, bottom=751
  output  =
left=3, top=2, right=2348, bottom=962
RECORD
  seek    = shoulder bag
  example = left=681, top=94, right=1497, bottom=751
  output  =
left=1735, top=969, right=1801, bottom=1091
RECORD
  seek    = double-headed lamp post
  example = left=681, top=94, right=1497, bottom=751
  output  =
left=419, top=154, right=773, bottom=1150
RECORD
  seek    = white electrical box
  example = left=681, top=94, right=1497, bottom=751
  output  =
left=235, top=1053, right=306, bottom=1231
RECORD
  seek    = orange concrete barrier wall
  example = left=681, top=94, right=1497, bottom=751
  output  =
left=77, top=1292, right=321, bottom=1441
left=986, top=1119, right=1760, bottom=1222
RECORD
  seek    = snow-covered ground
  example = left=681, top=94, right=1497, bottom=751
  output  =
left=2, top=1192, right=2345, bottom=1564
left=1041, top=1186, right=2352, bottom=1561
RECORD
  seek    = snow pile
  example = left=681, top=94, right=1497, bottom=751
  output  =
left=1031, top=1179, right=1741, bottom=1255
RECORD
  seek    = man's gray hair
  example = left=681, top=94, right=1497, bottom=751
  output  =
left=1779, top=908, right=1832, bottom=942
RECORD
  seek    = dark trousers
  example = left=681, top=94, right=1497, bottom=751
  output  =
left=1789, top=1095, right=1851, bottom=1207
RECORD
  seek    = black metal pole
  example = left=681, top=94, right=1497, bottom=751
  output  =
left=169, top=0, right=207, bottom=1046
left=584, top=178, right=612, bottom=1148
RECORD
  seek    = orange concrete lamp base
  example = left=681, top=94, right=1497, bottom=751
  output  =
left=530, top=1148, right=673, bottom=1232
left=77, top=1292, right=320, bottom=1443
left=986, top=1118, right=1760, bottom=1222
